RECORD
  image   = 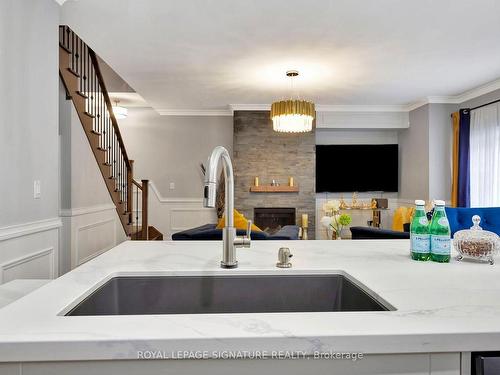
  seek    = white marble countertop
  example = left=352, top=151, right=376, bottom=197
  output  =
left=1, top=239, right=500, bottom=362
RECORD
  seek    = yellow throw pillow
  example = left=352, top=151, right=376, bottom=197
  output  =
left=216, top=209, right=262, bottom=232
left=392, top=206, right=416, bottom=232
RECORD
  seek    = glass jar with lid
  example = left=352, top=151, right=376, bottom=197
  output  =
left=454, top=215, right=499, bottom=265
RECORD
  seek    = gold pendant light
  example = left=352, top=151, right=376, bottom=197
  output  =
left=271, top=70, right=315, bottom=133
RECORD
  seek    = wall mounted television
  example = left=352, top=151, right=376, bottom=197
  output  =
left=315, top=144, right=398, bottom=193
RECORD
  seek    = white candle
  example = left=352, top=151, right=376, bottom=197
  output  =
left=301, top=214, right=308, bottom=228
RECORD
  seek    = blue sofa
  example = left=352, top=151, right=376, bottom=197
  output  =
left=172, top=224, right=300, bottom=241
left=445, top=207, right=500, bottom=237
left=351, top=207, right=500, bottom=239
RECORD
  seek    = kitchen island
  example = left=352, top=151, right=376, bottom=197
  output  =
left=0, top=239, right=499, bottom=374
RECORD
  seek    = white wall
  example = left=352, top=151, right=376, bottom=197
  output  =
left=59, top=83, right=127, bottom=273
left=0, top=0, right=61, bottom=283
left=119, top=109, right=232, bottom=238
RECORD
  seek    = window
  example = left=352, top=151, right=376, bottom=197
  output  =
left=469, top=103, right=500, bottom=207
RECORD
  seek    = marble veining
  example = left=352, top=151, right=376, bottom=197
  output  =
left=0, top=239, right=500, bottom=362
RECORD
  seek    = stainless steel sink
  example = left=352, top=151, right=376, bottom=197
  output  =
left=65, top=274, right=393, bottom=316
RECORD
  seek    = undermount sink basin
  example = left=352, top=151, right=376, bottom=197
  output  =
left=65, top=274, right=393, bottom=316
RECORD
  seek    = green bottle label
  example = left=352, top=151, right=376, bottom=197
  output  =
left=411, top=234, right=430, bottom=253
left=431, top=235, right=451, bottom=255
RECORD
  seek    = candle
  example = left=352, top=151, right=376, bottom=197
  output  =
left=301, top=213, right=308, bottom=228
left=289, top=177, right=294, bottom=187
left=254, top=177, right=259, bottom=187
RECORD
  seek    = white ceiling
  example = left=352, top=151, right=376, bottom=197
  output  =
left=61, top=0, right=500, bottom=113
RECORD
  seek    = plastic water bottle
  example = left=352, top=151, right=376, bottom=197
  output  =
left=430, top=200, right=451, bottom=263
left=410, top=200, right=430, bottom=261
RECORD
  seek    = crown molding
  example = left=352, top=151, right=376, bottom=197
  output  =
left=156, top=77, right=500, bottom=115
left=156, top=109, right=232, bottom=116
left=454, top=77, right=500, bottom=103
left=230, top=104, right=409, bottom=113
left=229, top=104, right=270, bottom=112
left=406, top=77, right=500, bottom=111
left=316, top=104, right=408, bottom=112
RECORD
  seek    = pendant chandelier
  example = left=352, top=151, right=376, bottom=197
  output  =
left=271, top=70, right=315, bottom=133
left=112, top=100, right=128, bottom=120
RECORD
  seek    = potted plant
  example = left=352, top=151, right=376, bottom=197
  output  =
left=321, top=200, right=352, bottom=240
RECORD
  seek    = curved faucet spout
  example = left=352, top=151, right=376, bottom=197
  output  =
left=203, top=146, right=234, bottom=227
left=202, top=146, right=250, bottom=268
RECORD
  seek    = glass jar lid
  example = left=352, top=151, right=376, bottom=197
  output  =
left=454, top=215, right=499, bottom=242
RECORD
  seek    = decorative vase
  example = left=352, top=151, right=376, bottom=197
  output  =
left=331, top=231, right=341, bottom=240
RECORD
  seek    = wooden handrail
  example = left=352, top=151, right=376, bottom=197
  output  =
left=88, top=49, right=131, bottom=170
left=59, top=25, right=157, bottom=241
left=132, top=179, right=143, bottom=189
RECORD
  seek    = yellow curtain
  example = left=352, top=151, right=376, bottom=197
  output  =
left=451, top=112, right=460, bottom=207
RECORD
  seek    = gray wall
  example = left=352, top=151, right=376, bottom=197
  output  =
left=59, top=82, right=127, bottom=274
left=119, top=109, right=233, bottom=198
left=428, top=103, right=457, bottom=200
left=399, top=105, right=430, bottom=200
left=399, top=103, right=457, bottom=201
left=59, top=82, right=112, bottom=210
left=233, top=111, right=316, bottom=238
left=0, top=0, right=59, bottom=227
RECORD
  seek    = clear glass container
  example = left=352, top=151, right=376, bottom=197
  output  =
left=454, top=215, right=499, bottom=265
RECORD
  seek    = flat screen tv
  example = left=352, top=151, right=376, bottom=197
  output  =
left=316, top=144, right=398, bottom=193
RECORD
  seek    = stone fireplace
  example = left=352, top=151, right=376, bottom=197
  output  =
left=233, top=111, right=316, bottom=238
left=254, top=208, right=296, bottom=232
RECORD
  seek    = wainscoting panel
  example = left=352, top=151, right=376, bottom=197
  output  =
left=149, top=182, right=217, bottom=240
left=0, top=219, right=60, bottom=284
left=170, top=208, right=217, bottom=232
left=1, top=248, right=55, bottom=283
left=75, top=218, right=116, bottom=266
left=60, top=204, right=126, bottom=273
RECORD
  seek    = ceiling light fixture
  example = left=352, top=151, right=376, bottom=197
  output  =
left=271, top=70, right=315, bottom=133
left=112, top=100, right=128, bottom=120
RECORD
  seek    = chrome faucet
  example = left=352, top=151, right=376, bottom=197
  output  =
left=203, top=146, right=251, bottom=268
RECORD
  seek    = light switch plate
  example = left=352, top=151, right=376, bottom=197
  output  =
left=169, top=182, right=175, bottom=190
left=34, top=180, right=41, bottom=199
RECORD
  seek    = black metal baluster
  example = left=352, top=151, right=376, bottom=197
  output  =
left=66, top=26, right=70, bottom=54
left=135, top=185, right=139, bottom=236
left=79, top=38, right=83, bottom=93
left=71, top=30, right=75, bottom=71
left=75, top=36, right=80, bottom=79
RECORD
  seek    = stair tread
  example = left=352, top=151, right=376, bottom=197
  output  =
left=67, top=67, right=80, bottom=78
left=60, top=38, right=161, bottom=243
left=59, top=43, right=71, bottom=54
left=76, top=91, right=88, bottom=99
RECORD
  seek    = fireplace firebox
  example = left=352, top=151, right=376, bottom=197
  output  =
left=253, top=208, right=296, bottom=231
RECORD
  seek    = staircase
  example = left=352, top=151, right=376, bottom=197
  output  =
left=59, top=25, right=162, bottom=241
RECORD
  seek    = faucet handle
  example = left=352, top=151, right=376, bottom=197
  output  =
left=234, top=220, right=252, bottom=248
left=246, top=220, right=252, bottom=239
